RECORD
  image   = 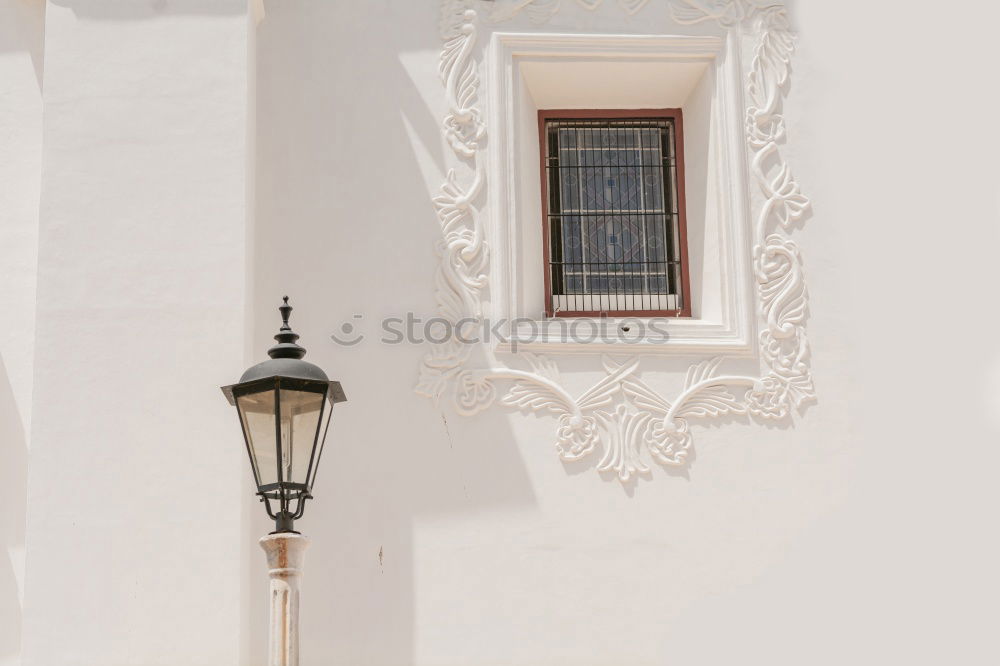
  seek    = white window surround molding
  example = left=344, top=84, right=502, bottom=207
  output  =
left=486, top=31, right=754, bottom=354
left=418, top=0, right=814, bottom=485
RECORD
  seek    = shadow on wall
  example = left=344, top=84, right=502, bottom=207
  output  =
left=49, top=0, right=247, bottom=20
left=251, top=2, right=536, bottom=665
left=0, top=0, right=44, bottom=86
left=0, top=0, right=42, bottom=660
left=0, top=357, right=27, bottom=663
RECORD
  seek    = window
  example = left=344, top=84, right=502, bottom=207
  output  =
left=540, top=110, right=691, bottom=317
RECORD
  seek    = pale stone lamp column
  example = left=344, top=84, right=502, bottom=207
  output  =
left=222, top=298, right=347, bottom=665
left=260, top=534, right=310, bottom=666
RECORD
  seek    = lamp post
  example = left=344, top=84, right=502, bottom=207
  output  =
left=222, top=297, right=346, bottom=666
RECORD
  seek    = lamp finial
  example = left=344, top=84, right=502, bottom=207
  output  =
left=268, top=295, right=306, bottom=360
left=279, top=295, right=292, bottom=331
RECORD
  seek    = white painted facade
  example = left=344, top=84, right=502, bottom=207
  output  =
left=1, top=1, right=999, bottom=665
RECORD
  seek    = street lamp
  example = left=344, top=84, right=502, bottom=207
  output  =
left=222, top=296, right=346, bottom=666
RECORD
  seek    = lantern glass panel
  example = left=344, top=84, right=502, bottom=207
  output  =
left=308, top=394, right=335, bottom=489
left=236, top=389, right=278, bottom=487
left=278, top=388, right=325, bottom=486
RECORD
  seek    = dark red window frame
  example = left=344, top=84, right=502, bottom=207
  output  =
left=538, top=109, right=692, bottom=318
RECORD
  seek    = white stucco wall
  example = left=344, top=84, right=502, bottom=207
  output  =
left=250, top=1, right=1000, bottom=665
left=252, top=4, right=844, bottom=662
left=19, top=2, right=255, bottom=665
left=2, top=0, right=998, bottom=665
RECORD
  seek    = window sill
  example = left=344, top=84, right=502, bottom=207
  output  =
left=496, top=314, right=753, bottom=356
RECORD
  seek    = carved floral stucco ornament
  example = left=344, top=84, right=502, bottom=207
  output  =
left=418, top=0, right=815, bottom=484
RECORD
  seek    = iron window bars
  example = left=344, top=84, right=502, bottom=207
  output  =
left=540, top=110, right=692, bottom=317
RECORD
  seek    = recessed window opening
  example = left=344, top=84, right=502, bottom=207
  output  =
left=540, top=110, right=692, bottom=317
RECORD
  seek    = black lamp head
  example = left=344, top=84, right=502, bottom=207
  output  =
left=222, top=297, right=346, bottom=533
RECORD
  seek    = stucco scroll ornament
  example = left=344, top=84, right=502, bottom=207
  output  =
left=670, top=0, right=815, bottom=419
left=418, top=0, right=815, bottom=485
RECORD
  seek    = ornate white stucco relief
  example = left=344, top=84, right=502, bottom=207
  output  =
left=419, top=0, right=814, bottom=484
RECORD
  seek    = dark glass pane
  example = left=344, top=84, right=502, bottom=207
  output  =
left=545, top=117, right=683, bottom=309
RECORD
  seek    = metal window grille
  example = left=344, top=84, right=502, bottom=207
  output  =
left=543, top=115, right=689, bottom=316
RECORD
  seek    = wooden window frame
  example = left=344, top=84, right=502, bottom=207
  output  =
left=538, top=109, right=693, bottom=318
